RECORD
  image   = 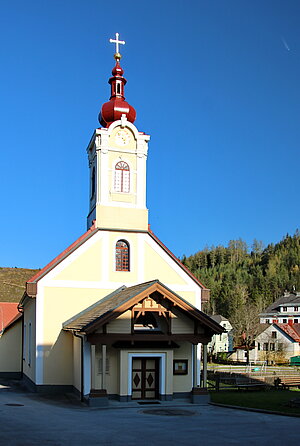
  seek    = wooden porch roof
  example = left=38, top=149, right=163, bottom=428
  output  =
left=62, top=280, right=223, bottom=335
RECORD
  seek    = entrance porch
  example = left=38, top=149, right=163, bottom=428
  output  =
left=82, top=341, right=209, bottom=405
left=62, top=280, right=223, bottom=405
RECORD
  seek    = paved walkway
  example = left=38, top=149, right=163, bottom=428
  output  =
left=0, top=380, right=298, bottom=445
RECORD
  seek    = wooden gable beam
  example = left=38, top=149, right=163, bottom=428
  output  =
left=84, top=282, right=222, bottom=335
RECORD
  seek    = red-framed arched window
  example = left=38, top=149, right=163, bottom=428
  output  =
left=116, top=240, right=130, bottom=271
left=114, top=161, right=130, bottom=193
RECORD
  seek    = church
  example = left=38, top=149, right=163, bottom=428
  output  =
left=4, top=35, right=223, bottom=405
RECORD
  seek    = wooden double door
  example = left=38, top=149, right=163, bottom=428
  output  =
left=132, top=357, right=159, bottom=400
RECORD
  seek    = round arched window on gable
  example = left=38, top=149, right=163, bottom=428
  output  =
left=114, top=161, right=130, bottom=193
left=116, top=240, right=130, bottom=271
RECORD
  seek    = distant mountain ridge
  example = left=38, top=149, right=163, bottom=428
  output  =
left=0, top=267, right=39, bottom=303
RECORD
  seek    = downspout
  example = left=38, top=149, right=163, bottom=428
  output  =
left=73, top=332, right=85, bottom=402
left=17, top=304, right=24, bottom=376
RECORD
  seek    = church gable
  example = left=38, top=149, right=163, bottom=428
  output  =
left=23, top=224, right=205, bottom=304
left=23, top=224, right=98, bottom=296
left=143, top=241, right=188, bottom=286
left=52, top=236, right=103, bottom=282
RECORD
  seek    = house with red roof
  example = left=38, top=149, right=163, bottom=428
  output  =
left=254, top=322, right=300, bottom=364
left=2, top=36, right=222, bottom=405
left=0, top=303, right=22, bottom=377
left=0, top=303, right=19, bottom=334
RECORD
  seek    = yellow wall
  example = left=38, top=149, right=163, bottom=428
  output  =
left=96, top=206, right=148, bottom=231
left=54, top=239, right=103, bottom=282
left=176, top=291, right=197, bottom=307
left=23, top=298, right=36, bottom=383
left=173, top=343, right=193, bottom=393
left=0, top=320, right=22, bottom=373
left=34, top=228, right=201, bottom=389
left=43, top=331, right=73, bottom=385
left=41, top=287, right=111, bottom=385
left=144, top=243, right=188, bottom=286
left=51, top=231, right=194, bottom=297
left=94, top=346, right=119, bottom=395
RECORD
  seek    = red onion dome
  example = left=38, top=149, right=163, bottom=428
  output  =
left=112, top=63, right=124, bottom=76
left=99, top=60, right=136, bottom=127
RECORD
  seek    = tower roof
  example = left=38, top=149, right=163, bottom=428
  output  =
left=99, top=33, right=136, bottom=128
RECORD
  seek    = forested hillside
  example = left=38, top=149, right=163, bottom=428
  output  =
left=182, top=231, right=300, bottom=323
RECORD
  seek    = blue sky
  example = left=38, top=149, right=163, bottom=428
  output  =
left=0, top=0, right=299, bottom=268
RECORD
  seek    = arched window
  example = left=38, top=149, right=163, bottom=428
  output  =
left=114, top=161, right=130, bottom=193
left=116, top=240, right=130, bottom=271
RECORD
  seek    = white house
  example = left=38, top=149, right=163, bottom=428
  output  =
left=260, top=291, right=300, bottom=324
left=254, top=323, right=300, bottom=364
left=207, top=315, right=233, bottom=356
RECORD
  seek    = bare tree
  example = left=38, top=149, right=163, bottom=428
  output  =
left=229, top=285, right=261, bottom=364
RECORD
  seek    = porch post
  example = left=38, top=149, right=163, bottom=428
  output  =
left=82, top=337, right=91, bottom=397
left=192, top=344, right=198, bottom=387
left=197, top=343, right=201, bottom=386
left=102, top=344, right=107, bottom=390
left=202, top=343, right=208, bottom=388
left=191, top=342, right=209, bottom=404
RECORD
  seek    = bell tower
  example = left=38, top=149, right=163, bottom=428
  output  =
left=87, top=34, right=150, bottom=231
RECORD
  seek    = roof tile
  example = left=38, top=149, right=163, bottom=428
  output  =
left=276, top=323, right=300, bottom=342
left=0, top=303, right=20, bottom=331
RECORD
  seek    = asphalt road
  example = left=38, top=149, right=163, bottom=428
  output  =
left=0, top=381, right=298, bottom=446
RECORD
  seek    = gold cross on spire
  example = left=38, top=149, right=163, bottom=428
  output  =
left=109, top=32, right=125, bottom=60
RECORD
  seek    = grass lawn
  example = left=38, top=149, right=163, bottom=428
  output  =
left=210, top=389, right=300, bottom=416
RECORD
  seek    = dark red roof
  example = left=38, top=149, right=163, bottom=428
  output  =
left=0, top=303, right=19, bottom=331
left=276, top=323, right=300, bottom=342
left=99, top=60, right=136, bottom=128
